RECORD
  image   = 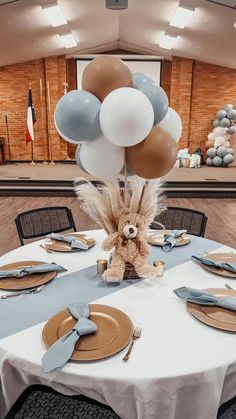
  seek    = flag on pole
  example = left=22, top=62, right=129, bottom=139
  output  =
left=26, top=88, right=36, bottom=144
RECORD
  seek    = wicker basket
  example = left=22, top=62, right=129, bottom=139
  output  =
left=109, top=256, right=141, bottom=279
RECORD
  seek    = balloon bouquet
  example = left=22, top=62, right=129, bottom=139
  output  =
left=206, top=104, right=236, bottom=167
left=54, top=56, right=182, bottom=179
left=54, top=56, right=183, bottom=282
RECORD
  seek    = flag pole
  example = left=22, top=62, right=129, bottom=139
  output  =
left=5, top=113, right=12, bottom=162
left=29, top=83, right=36, bottom=165
left=47, top=80, right=55, bottom=165
left=40, top=79, right=48, bottom=164
left=30, top=140, right=35, bottom=165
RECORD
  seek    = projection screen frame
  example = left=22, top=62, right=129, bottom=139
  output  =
left=75, top=57, right=162, bottom=90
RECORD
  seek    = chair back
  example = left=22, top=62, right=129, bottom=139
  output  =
left=151, top=206, right=208, bottom=237
left=15, top=206, right=77, bottom=246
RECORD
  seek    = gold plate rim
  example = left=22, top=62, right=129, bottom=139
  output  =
left=0, top=260, right=57, bottom=290
left=45, top=233, right=96, bottom=253
left=146, top=230, right=191, bottom=247
left=201, top=253, right=236, bottom=279
left=42, top=304, right=134, bottom=361
left=187, top=287, right=236, bottom=332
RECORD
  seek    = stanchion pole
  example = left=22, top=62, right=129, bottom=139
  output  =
left=47, top=80, right=55, bottom=165
left=63, top=82, right=71, bottom=161
left=40, top=79, right=48, bottom=164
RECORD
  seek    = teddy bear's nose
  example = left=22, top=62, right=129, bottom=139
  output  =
left=129, top=227, right=134, bottom=234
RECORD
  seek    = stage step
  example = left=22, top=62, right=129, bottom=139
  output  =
left=0, top=179, right=236, bottom=198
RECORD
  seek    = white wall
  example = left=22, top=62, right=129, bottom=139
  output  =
left=76, top=56, right=161, bottom=89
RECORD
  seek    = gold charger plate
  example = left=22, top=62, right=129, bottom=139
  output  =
left=187, top=288, right=236, bottom=332
left=42, top=304, right=133, bottom=361
left=0, top=261, right=57, bottom=291
left=200, top=253, right=236, bottom=279
left=45, top=233, right=96, bottom=252
left=146, top=229, right=191, bottom=247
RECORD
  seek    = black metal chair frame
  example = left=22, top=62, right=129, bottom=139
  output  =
left=15, top=206, right=77, bottom=246
left=152, top=206, right=208, bottom=238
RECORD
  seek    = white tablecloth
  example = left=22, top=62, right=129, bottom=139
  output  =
left=0, top=230, right=236, bottom=419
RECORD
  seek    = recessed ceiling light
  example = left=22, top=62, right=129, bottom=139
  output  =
left=159, top=34, right=178, bottom=50
left=169, top=5, right=194, bottom=29
left=60, top=33, right=77, bottom=48
left=42, top=3, right=67, bottom=27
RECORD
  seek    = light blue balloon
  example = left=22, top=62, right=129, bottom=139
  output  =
left=227, top=148, right=234, bottom=155
left=224, top=104, right=233, bottom=112
left=75, top=146, right=88, bottom=173
left=223, top=154, right=234, bottom=165
left=206, top=157, right=213, bottom=166
left=213, top=118, right=220, bottom=128
left=212, top=156, right=223, bottom=166
left=132, top=72, right=154, bottom=89
left=227, top=109, right=236, bottom=120
left=55, top=90, right=101, bottom=143
left=138, top=83, right=169, bottom=125
left=220, top=118, right=230, bottom=128
left=120, top=165, right=134, bottom=176
left=228, top=125, right=236, bottom=135
left=217, top=109, right=226, bottom=120
left=217, top=146, right=228, bottom=158
left=206, top=147, right=217, bottom=158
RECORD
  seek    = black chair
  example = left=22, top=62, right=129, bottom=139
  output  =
left=4, top=385, right=120, bottom=419
left=15, top=206, right=77, bottom=246
left=151, top=206, right=208, bottom=237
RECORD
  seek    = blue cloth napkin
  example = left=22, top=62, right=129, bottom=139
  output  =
left=46, top=233, right=89, bottom=250
left=42, top=302, right=97, bottom=373
left=192, top=255, right=236, bottom=273
left=162, top=230, right=187, bottom=252
left=174, top=286, right=236, bottom=311
left=0, top=263, right=66, bottom=279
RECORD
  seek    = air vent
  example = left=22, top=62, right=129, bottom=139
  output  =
left=206, top=0, right=236, bottom=8
left=106, top=0, right=128, bottom=10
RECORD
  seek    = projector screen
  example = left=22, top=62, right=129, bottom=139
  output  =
left=76, top=57, right=161, bottom=90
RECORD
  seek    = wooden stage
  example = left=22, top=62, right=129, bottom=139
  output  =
left=0, top=162, right=236, bottom=197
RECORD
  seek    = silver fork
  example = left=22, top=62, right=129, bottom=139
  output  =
left=123, top=327, right=142, bottom=361
left=39, top=244, right=53, bottom=254
left=225, top=283, right=234, bottom=290
left=1, top=284, right=45, bottom=299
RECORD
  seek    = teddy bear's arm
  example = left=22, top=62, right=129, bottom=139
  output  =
left=139, top=238, right=150, bottom=257
left=102, top=232, right=120, bottom=251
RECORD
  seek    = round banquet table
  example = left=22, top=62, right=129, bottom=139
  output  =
left=0, top=230, right=236, bottom=419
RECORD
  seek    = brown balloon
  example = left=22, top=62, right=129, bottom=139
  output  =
left=82, top=56, right=133, bottom=102
left=205, top=140, right=214, bottom=149
left=126, top=126, right=178, bottom=179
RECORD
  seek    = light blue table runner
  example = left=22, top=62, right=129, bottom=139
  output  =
left=0, top=236, right=220, bottom=340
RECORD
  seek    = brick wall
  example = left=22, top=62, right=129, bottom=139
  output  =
left=0, top=55, right=68, bottom=161
left=1, top=53, right=236, bottom=161
left=170, top=57, right=236, bottom=153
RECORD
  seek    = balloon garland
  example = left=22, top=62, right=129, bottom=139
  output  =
left=54, top=56, right=182, bottom=180
left=206, top=104, right=235, bottom=167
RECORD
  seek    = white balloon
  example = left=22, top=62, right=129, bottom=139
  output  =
left=225, top=141, right=230, bottom=148
left=208, top=132, right=215, bottom=141
left=99, top=87, right=154, bottom=147
left=213, top=127, right=227, bottom=136
left=158, top=107, right=182, bottom=142
left=80, top=134, right=124, bottom=178
left=214, top=136, right=226, bottom=147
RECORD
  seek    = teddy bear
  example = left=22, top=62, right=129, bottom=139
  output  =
left=74, top=176, right=165, bottom=283
left=102, top=209, right=158, bottom=282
